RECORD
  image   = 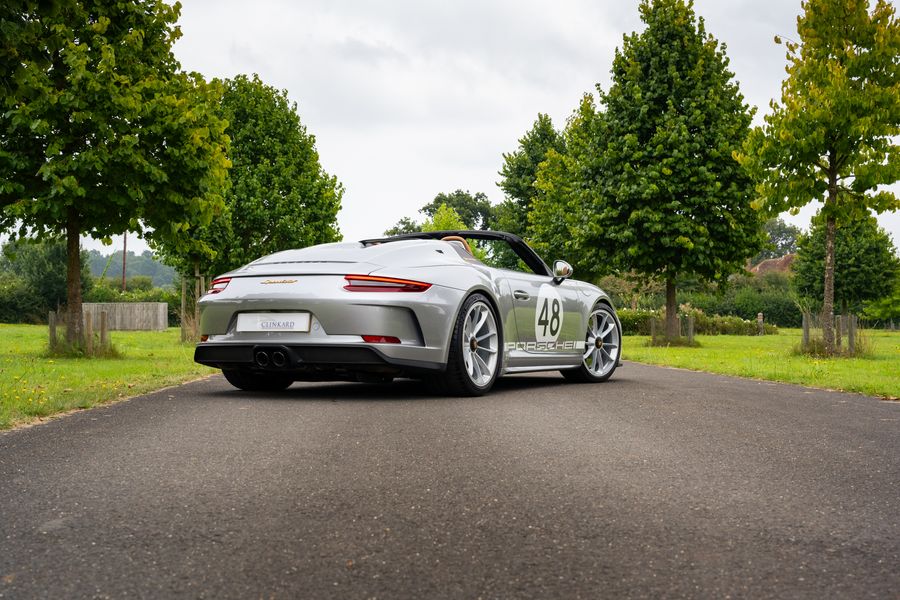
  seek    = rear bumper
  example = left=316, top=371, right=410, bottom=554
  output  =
left=194, top=342, right=445, bottom=377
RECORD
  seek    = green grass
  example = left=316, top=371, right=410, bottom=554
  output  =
left=0, top=324, right=214, bottom=430
left=623, top=329, right=900, bottom=399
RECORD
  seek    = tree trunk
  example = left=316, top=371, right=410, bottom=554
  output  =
left=665, top=277, right=678, bottom=340
left=821, top=170, right=838, bottom=355
left=65, top=207, right=83, bottom=346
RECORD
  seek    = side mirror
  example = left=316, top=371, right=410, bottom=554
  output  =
left=552, top=260, right=573, bottom=282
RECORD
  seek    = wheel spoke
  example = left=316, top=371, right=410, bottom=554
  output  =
left=583, top=346, right=594, bottom=361
left=474, top=353, right=491, bottom=380
left=473, top=308, right=489, bottom=336
left=599, top=322, right=616, bottom=339
left=471, top=351, right=482, bottom=381
left=478, top=346, right=497, bottom=355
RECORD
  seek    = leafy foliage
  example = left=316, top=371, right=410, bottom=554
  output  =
left=385, top=190, right=491, bottom=235
left=498, top=113, right=566, bottom=238
left=529, top=96, right=602, bottom=276
left=422, top=191, right=492, bottom=230
left=0, top=238, right=91, bottom=321
left=580, top=0, right=762, bottom=338
left=862, top=273, right=900, bottom=322
left=794, top=212, right=899, bottom=313
left=383, top=217, right=420, bottom=237
left=0, top=0, right=230, bottom=343
left=155, top=74, right=343, bottom=276
left=753, top=218, right=803, bottom=264
left=737, top=0, right=900, bottom=352
left=617, top=308, right=778, bottom=336
left=421, top=204, right=468, bottom=232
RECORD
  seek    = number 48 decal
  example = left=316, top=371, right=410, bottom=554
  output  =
left=537, top=297, right=561, bottom=337
left=534, top=284, right=563, bottom=343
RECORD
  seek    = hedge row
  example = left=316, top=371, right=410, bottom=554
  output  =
left=618, top=308, right=778, bottom=336
left=84, top=280, right=181, bottom=326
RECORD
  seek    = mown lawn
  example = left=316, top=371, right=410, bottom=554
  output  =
left=623, top=329, right=900, bottom=399
left=0, top=324, right=213, bottom=430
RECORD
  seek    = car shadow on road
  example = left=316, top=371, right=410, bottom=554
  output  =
left=198, top=370, right=634, bottom=403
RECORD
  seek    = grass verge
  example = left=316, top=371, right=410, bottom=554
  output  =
left=623, top=329, right=900, bottom=399
left=1, top=324, right=214, bottom=430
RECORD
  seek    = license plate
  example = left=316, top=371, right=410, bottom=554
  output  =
left=236, top=313, right=311, bottom=332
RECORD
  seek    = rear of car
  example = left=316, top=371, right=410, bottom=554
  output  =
left=194, top=241, right=467, bottom=383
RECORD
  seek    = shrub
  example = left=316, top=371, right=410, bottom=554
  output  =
left=617, top=307, right=777, bottom=336
left=0, top=272, right=43, bottom=323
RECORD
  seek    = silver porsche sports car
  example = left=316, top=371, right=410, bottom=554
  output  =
left=194, top=230, right=621, bottom=396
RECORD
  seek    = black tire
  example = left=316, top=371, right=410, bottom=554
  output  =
left=431, top=293, right=502, bottom=397
left=561, top=303, right=621, bottom=383
left=222, top=369, right=293, bottom=392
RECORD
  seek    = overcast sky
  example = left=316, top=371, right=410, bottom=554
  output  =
left=93, top=0, right=899, bottom=254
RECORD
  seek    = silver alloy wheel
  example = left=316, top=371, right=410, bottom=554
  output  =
left=583, top=308, right=620, bottom=378
left=461, top=301, right=499, bottom=387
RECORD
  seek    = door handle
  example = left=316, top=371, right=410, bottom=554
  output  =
left=513, top=290, right=530, bottom=300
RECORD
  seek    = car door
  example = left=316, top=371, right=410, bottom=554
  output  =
left=504, top=270, right=584, bottom=363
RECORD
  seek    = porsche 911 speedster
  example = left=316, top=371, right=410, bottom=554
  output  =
left=194, top=230, right=621, bottom=396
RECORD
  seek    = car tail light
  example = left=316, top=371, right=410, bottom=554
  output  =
left=207, top=277, right=231, bottom=294
left=361, top=335, right=401, bottom=344
left=343, top=275, right=431, bottom=292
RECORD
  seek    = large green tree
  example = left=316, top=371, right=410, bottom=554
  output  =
left=738, top=0, right=900, bottom=354
left=581, top=0, right=762, bottom=338
left=794, top=212, right=899, bottom=314
left=157, top=74, right=343, bottom=277
left=529, top=96, right=601, bottom=276
left=0, top=0, right=230, bottom=344
left=497, top=113, right=566, bottom=239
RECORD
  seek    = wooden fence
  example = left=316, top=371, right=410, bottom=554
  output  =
left=82, top=302, right=168, bottom=331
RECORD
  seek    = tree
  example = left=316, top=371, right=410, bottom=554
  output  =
left=155, top=74, right=343, bottom=277
left=422, top=190, right=492, bottom=230
left=580, top=0, right=763, bottom=339
left=794, top=212, right=899, bottom=313
left=0, top=0, right=230, bottom=344
left=737, top=0, right=900, bottom=354
left=862, top=273, right=900, bottom=323
left=383, top=217, right=420, bottom=236
left=384, top=190, right=491, bottom=236
left=0, top=237, right=91, bottom=316
left=752, top=218, right=803, bottom=264
left=529, top=95, right=601, bottom=276
left=421, top=204, right=468, bottom=232
left=498, top=113, right=566, bottom=237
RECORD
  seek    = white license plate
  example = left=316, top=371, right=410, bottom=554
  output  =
left=236, top=313, right=311, bottom=332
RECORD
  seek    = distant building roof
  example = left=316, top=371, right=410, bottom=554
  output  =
left=749, top=253, right=796, bottom=275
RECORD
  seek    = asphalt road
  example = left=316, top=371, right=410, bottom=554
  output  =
left=1, top=363, right=898, bottom=599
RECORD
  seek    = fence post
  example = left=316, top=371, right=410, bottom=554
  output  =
left=802, top=312, right=810, bottom=350
left=835, top=315, right=842, bottom=351
left=193, top=261, right=200, bottom=341
left=848, top=315, right=857, bottom=355
left=650, top=317, right=657, bottom=344
left=757, top=312, right=764, bottom=336
left=85, top=311, right=93, bottom=356
left=687, top=315, right=695, bottom=344
left=100, top=311, right=108, bottom=349
left=49, top=310, right=57, bottom=350
left=180, top=277, right=187, bottom=342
